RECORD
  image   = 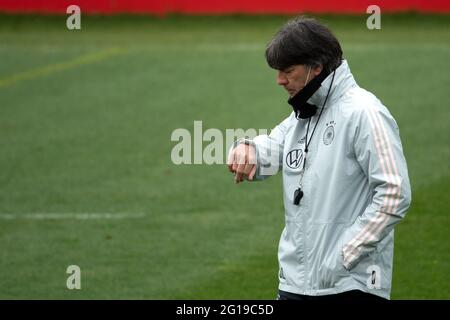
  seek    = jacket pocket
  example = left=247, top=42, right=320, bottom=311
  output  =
left=317, top=235, right=349, bottom=290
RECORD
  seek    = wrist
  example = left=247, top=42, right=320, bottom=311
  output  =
left=233, top=138, right=255, bottom=149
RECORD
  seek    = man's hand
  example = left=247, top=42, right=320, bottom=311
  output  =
left=227, top=143, right=257, bottom=184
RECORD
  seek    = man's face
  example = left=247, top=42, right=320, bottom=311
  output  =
left=276, top=64, right=322, bottom=97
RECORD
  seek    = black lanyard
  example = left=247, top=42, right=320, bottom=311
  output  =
left=293, top=70, right=336, bottom=206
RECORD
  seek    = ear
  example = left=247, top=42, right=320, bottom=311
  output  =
left=312, top=64, right=323, bottom=76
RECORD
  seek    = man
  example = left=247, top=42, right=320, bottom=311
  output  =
left=227, top=16, right=411, bottom=300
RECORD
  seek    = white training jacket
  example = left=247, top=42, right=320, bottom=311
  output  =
left=241, top=60, right=411, bottom=299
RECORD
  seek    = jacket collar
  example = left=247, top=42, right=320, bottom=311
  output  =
left=307, top=60, right=357, bottom=108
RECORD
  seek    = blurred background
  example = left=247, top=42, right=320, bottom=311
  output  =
left=0, top=0, right=449, bottom=299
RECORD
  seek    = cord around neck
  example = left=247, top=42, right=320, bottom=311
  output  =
left=304, top=69, right=336, bottom=153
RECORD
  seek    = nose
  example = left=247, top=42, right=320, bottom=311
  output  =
left=277, top=71, right=288, bottom=86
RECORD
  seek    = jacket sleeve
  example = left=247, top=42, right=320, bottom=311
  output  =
left=342, top=104, right=411, bottom=270
left=251, top=114, right=293, bottom=180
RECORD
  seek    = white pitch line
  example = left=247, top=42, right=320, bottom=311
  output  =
left=0, top=212, right=146, bottom=220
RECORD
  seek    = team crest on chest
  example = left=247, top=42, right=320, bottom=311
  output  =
left=323, top=121, right=335, bottom=145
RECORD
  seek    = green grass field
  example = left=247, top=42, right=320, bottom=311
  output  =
left=0, top=13, right=449, bottom=299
